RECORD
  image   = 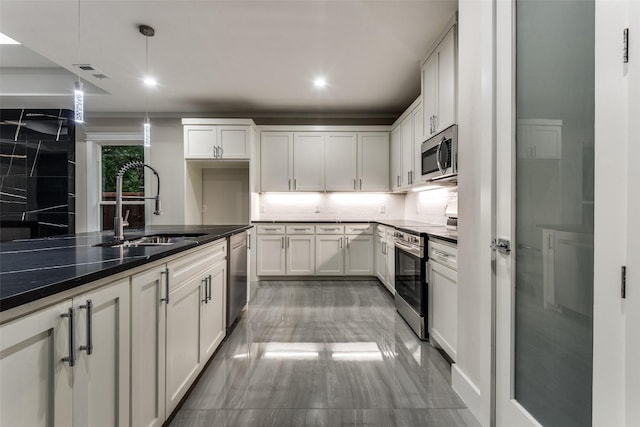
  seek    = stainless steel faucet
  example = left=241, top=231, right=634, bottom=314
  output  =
left=114, top=161, right=162, bottom=240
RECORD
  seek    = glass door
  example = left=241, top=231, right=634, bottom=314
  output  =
left=395, top=247, right=424, bottom=314
left=495, top=0, right=594, bottom=425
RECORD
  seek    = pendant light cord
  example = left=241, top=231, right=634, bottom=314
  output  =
left=77, top=0, right=81, bottom=80
left=145, top=35, right=149, bottom=121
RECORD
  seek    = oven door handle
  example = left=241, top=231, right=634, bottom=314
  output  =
left=394, top=240, right=423, bottom=258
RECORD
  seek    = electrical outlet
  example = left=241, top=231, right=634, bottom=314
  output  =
left=379, top=205, right=385, bottom=213
left=315, top=206, right=320, bottom=213
left=202, top=204, right=207, bottom=213
left=260, top=205, right=265, bottom=213
left=416, top=205, right=420, bottom=214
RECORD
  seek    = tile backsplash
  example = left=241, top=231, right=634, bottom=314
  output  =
left=256, top=192, right=405, bottom=221
left=404, top=187, right=458, bottom=225
left=255, top=188, right=458, bottom=224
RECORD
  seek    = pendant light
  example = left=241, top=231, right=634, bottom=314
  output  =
left=74, top=0, right=84, bottom=123
left=139, top=24, right=155, bottom=147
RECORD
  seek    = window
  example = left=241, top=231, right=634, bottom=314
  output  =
left=100, top=145, right=145, bottom=231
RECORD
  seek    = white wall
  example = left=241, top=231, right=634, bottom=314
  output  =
left=454, top=0, right=494, bottom=425
left=76, top=118, right=185, bottom=232
left=256, top=192, right=405, bottom=221
left=592, top=1, right=629, bottom=425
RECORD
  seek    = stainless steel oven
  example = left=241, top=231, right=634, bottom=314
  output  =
left=421, top=124, right=458, bottom=182
left=394, top=230, right=428, bottom=340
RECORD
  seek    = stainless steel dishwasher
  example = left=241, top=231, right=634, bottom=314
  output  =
left=228, top=231, right=248, bottom=329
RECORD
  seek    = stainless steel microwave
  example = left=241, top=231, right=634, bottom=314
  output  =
left=420, top=125, right=458, bottom=182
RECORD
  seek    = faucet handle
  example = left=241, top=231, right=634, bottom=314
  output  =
left=123, top=210, right=130, bottom=226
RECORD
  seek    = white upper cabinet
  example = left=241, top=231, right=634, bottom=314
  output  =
left=401, top=116, right=415, bottom=189
left=261, top=132, right=294, bottom=192
left=218, top=126, right=250, bottom=159
left=412, top=103, right=425, bottom=178
left=260, top=128, right=389, bottom=192
left=184, top=125, right=217, bottom=158
left=423, top=25, right=457, bottom=137
left=390, top=127, right=402, bottom=191
left=184, top=124, right=251, bottom=160
left=294, top=133, right=325, bottom=191
left=358, top=133, right=389, bottom=192
left=325, top=132, right=358, bottom=191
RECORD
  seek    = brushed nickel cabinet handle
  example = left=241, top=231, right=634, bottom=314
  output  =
left=61, top=308, right=76, bottom=367
left=79, top=300, right=93, bottom=355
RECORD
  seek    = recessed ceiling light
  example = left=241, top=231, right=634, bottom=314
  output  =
left=313, top=77, right=327, bottom=88
left=144, top=77, right=157, bottom=87
left=0, top=32, right=20, bottom=45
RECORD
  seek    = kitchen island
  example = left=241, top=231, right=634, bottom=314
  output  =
left=0, top=224, right=251, bottom=427
left=0, top=224, right=251, bottom=314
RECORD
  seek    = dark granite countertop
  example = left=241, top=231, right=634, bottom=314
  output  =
left=0, top=225, right=252, bottom=312
left=253, top=219, right=458, bottom=244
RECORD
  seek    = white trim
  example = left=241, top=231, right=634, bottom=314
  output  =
left=452, top=365, right=482, bottom=422
left=258, top=125, right=391, bottom=132
left=181, top=118, right=255, bottom=126
left=390, top=96, right=422, bottom=130
left=420, top=12, right=459, bottom=66
left=85, top=132, right=143, bottom=142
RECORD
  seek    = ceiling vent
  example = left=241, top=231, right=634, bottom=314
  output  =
left=74, top=64, right=95, bottom=71
left=92, top=73, right=109, bottom=80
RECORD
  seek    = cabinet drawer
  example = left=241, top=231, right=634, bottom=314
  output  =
left=256, top=225, right=286, bottom=234
left=168, top=239, right=227, bottom=287
left=315, top=225, right=345, bottom=235
left=428, top=239, right=457, bottom=270
left=345, top=224, right=373, bottom=235
left=286, top=225, right=315, bottom=235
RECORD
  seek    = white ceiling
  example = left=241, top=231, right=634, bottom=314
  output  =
left=0, top=0, right=457, bottom=121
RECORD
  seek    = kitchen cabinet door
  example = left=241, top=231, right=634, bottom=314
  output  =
left=257, top=235, right=286, bottom=275
left=294, top=133, right=325, bottom=191
left=436, top=27, right=456, bottom=133
left=422, top=53, right=438, bottom=137
left=184, top=125, right=217, bottom=159
left=286, top=235, right=316, bottom=275
left=345, top=234, right=374, bottom=276
left=390, top=127, right=402, bottom=190
left=201, top=258, right=227, bottom=361
left=165, top=275, right=204, bottom=415
left=315, top=235, right=344, bottom=275
left=358, top=132, right=389, bottom=192
left=218, top=126, right=250, bottom=159
left=131, top=265, right=168, bottom=427
left=430, top=261, right=457, bottom=361
left=385, top=238, right=395, bottom=293
left=412, top=103, right=425, bottom=179
left=325, top=132, right=357, bottom=191
left=401, top=116, right=414, bottom=189
left=73, top=279, right=130, bottom=427
left=261, top=132, right=293, bottom=191
left=375, top=231, right=386, bottom=283
left=0, top=300, right=73, bottom=427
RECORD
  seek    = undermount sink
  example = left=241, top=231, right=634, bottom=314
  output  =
left=94, top=233, right=206, bottom=248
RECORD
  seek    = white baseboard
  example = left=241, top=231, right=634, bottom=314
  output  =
left=452, top=364, right=483, bottom=425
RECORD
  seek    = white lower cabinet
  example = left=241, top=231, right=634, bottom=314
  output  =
left=374, top=226, right=395, bottom=293
left=345, top=234, right=374, bottom=275
left=0, top=279, right=130, bottom=427
left=165, top=241, right=227, bottom=415
left=428, top=238, right=458, bottom=361
left=286, top=235, right=315, bottom=275
left=256, top=235, right=286, bottom=275
left=72, top=279, right=130, bottom=427
left=315, top=235, right=344, bottom=275
left=166, top=272, right=204, bottom=414
left=0, top=300, right=73, bottom=427
left=201, top=258, right=227, bottom=361
left=131, top=265, right=167, bottom=427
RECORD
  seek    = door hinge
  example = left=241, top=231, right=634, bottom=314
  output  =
left=621, top=266, right=627, bottom=299
left=624, top=28, right=629, bottom=63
